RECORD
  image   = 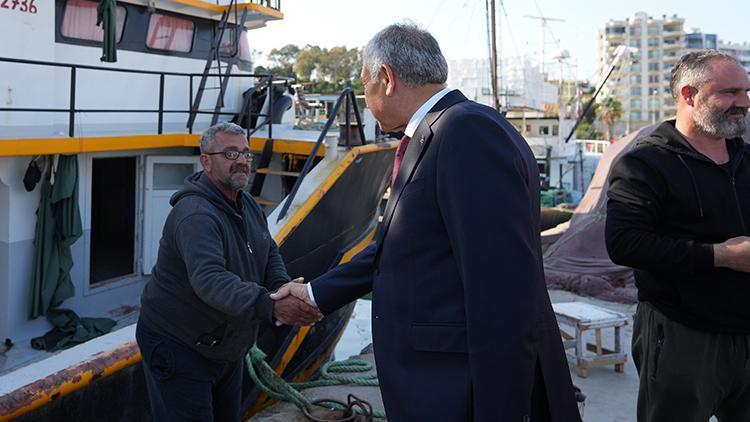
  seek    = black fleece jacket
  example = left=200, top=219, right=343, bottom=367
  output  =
left=606, top=120, right=750, bottom=333
left=140, top=171, right=289, bottom=361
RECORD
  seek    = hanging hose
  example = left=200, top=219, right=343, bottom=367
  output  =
left=245, top=345, right=386, bottom=420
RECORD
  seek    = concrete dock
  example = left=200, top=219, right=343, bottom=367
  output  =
left=252, top=292, right=644, bottom=421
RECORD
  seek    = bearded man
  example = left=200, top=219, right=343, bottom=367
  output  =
left=606, top=51, right=750, bottom=421
left=136, top=122, right=321, bottom=421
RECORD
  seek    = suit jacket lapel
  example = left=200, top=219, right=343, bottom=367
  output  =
left=374, top=89, right=468, bottom=265
left=378, top=123, right=431, bottom=240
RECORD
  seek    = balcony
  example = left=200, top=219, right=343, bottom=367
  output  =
left=662, top=27, right=682, bottom=38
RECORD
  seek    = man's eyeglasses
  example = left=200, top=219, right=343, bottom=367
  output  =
left=204, top=150, right=253, bottom=161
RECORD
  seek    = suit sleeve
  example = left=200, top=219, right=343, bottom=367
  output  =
left=436, top=113, right=538, bottom=417
left=175, top=213, right=274, bottom=323
left=309, top=242, right=376, bottom=315
left=605, top=153, right=714, bottom=274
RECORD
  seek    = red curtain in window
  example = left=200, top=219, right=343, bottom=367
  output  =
left=61, top=0, right=101, bottom=41
left=61, top=0, right=124, bottom=43
left=238, top=30, right=251, bottom=62
left=147, top=14, right=194, bottom=53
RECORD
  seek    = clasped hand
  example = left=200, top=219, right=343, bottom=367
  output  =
left=271, top=277, right=323, bottom=326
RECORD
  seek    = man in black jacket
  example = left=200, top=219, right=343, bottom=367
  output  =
left=606, top=51, right=750, bottom=421
left=136, top=122, right=321, bottom=421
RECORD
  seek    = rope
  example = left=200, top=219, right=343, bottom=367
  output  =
left=245, top=345, right=386, bottom=419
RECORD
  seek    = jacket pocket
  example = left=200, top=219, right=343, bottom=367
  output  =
left=652, top=323, right=664, bottom=379
left=194, top=322, right=227, bottom=349
left=410, top=323, right=467, bottom=353
left=149, top=341, right=175, bottom=380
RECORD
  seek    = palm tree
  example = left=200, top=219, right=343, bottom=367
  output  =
left=598, top=98, right=623, bottom=140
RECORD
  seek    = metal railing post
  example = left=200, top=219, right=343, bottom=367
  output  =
left=344, top=91, right=351, bottom=146
left=158, top=74, right=165, bottom=134
left=268, top=76, right=274, bottom=140
left=69, top=67, right=76, bottom=137
left=188, top=75, right=194, bottom=134
left=349, top=91, right=367, bottom=145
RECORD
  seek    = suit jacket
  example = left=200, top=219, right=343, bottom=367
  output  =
left=311, top=90, right=580, bottom=421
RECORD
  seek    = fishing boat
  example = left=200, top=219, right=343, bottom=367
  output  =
left=0, top=1, right=395, bottom=420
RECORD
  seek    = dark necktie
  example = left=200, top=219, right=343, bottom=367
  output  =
left=391, top=135, right=411, bottom=185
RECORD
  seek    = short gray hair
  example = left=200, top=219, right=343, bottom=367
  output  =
left=199, top=122, right=246, bottom=153
left=670, top=50, right=743, bottom=99
left=362, top=23, right=448, bottom=88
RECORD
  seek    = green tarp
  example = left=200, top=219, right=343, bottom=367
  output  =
left=29, top=155, right=82, bottom=319
left=97, top=0, right=117, bottom=63
left=29, top=156, right=116, bottom=350
left=30, top=308, right=116, bottom=352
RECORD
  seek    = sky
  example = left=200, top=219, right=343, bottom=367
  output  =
left=249, top=0, right=747, bottom=83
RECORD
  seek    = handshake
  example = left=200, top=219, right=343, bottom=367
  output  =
left=271, top=277, right=323, bottom=326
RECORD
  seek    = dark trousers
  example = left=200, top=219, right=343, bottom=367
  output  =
left=136, top=321, right=243, bottom=422
left=633, top=301, right=750, bottom=422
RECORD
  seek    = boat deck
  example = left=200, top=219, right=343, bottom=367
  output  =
left=0, top=297, right=141, bottom=377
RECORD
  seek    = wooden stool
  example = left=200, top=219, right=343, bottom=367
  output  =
left=552, top=302, right=629, bottom=378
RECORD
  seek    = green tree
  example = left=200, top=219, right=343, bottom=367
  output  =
left=294, top=45, right=324, bottom=81
left=576, top=94, right=602, bottom=139
left=598, top=97, right=623, bottom=140
left=295, top=45, right=361, bottom=94
left=256, top=44, right=299, bottom=77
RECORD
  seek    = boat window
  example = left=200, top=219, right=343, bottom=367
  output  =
left=146, top=14, right=194, bottom=53
left=61, top=0, right=126, bottom=43
left=219, top=28, right=236, bottom=55
left=219, top=28, right=251, bottom=62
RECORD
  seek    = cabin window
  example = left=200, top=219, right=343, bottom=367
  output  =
left=146, top=14, right=195, bottom=53
left=214, top=27, right=251, bottom=66
left=538, top=126, right=550, bottom=136
left=61, top=0, right=126, bottom=43
left=219, top=29, right=236, bottom=55
left=220, top=28, right=250, bottom=58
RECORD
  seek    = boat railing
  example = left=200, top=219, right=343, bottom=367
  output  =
left=275, top=87, right=366, bottom=222
left=0, top=56, right=293, bottom=138
left=247, top=0, right=281, bottom=9
left=215, top=0, right=280, bottom=8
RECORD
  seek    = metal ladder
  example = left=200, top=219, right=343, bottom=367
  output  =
left=187, top=0, right=248, bottom=131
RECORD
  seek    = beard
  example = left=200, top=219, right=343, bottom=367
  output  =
left=225, top=163, right=250, bottom=192
left=694, top=101, right=748, bottom=139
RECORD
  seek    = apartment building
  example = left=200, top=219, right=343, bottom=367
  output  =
left=447, top=57, right=558, bottom=111
left=597, top=12, right=683, bottom=135
left=685, top=29, right=750, bottom=75
left=719, top=41, right=750, bottom=75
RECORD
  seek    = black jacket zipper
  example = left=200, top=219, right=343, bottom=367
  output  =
left=730, top=176, right=748, bottom=233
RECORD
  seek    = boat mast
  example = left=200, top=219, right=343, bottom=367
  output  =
left=487, top=0, right=500, bottom=111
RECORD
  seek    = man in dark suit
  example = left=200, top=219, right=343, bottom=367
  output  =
left=271, top=23, right=580, bottom=421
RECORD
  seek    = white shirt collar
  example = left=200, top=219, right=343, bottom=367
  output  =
left=403, top=87, right=453, bottom=138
